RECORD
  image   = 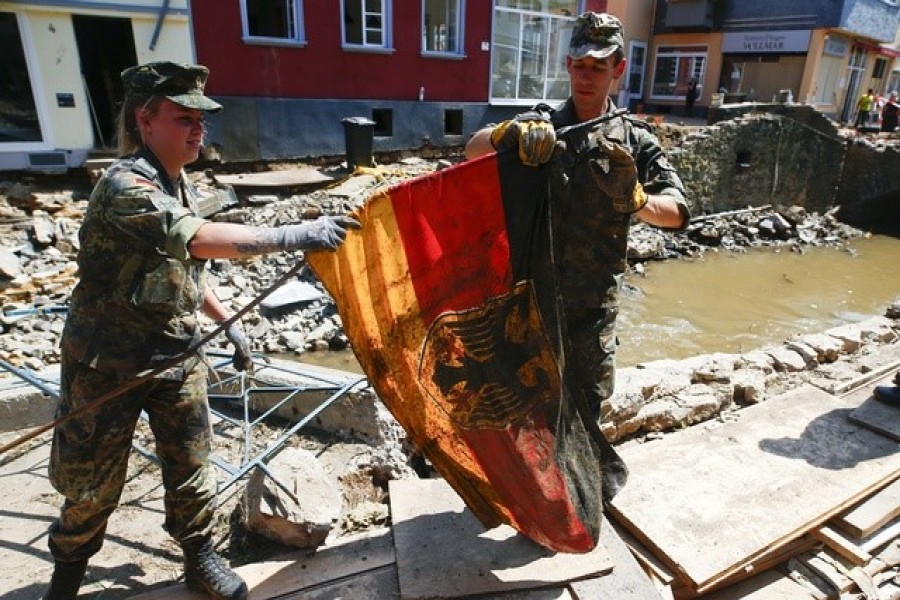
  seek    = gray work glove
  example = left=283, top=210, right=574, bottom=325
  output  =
left=276, top=215, right=361, bottom=252
left=490, top=111, right=557, bottom=167
left=587, top=135, right=648, bottom=214
left=224, top=321, right=254, bottom=372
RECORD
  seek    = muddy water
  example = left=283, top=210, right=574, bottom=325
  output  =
left=618, top=233, right=900, bottom=366
left=299, top=233, right=900, bottom=374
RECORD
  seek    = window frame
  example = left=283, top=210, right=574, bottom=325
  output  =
left=240, top=0, right=306, bottom=47
left=341, top=0, right=394, bottom=53
left=0, top=11, right=50, bottom=150
left=421, top=0, right=466, bottom=58
left=649, top=45, right=707, bottom=101
left=488, top=1, right=581, bottom=106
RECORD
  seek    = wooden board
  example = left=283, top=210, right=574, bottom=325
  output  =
left=608, top=384, right=900, bottom=595
left=389, top=478, right=613, bottom=600
left=131, top=528, right=396, bottom=599
left=215, top=167, right=336, bottom=188
left=568, top=518, right=665, bottom=600
left=848, top=396, right=900, bottom=442
left=836, top=477, right=900, bottom=538
left=697, top=568, right=820, bottom=600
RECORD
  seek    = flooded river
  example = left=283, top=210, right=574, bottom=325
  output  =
left=618, top=233, right=900, bottom=366
left=299, top=233, right=900, bottom=374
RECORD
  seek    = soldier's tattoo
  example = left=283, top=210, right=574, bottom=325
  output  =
left=234, top=228, right=282, bottom=255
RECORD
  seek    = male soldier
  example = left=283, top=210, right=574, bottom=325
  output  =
left=465, top=12, right=690, bottom=496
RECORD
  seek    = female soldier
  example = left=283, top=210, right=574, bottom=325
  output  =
left=45, top=62, right=358, bottom=600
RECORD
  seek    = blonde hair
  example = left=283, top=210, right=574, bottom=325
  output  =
left=115, top=94, right=163, bottom=156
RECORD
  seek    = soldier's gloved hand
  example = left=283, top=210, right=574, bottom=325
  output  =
left=224, top=321, right=253, bottom=372
left=276, top=216, right=361, bottom=252
left=490, top=111, right=557, bottom=167
left=588, top=137, right=648, bottom=214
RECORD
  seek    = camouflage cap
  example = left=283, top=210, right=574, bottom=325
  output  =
left=568, top=12, right=624, bottom=60
left=121, top=61, right=222, bottom=112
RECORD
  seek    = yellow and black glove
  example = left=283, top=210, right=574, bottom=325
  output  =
left=588, top=136, right=648, bottom=214
left=490, top=111, right=557, bottom=167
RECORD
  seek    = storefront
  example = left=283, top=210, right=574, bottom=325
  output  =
left=719, top=30, right=812, bottom=104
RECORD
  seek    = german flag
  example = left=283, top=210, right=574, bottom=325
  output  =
left=307, top=151, right=607, bottom=553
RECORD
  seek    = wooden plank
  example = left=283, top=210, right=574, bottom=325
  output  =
left=800, top=550, right=851, bottom=595
left=613, top=523, right=677, bottom=586
left=215, top=167, right=336, bottom=188
left=568, top=517, right=665, bottom=600
left=389, top=478, right=613, bottom=600
left=836, top=478, right=900, bottom=538
left=811, top=525, right=872, bottom=566
left=131, top=528, right=397, bottom=599
left=690, top=534, right=819, bottom=595
left=848, top=396, right=900, bottom=442
left=859, top=517, right=900, bottom=553
left=698, top=568, right=820, bottom=600
left=607, top=384, right=900, bottom=596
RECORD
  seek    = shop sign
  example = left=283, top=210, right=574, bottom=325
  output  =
left=824, top=35, right=849, bottom=57
left=722, top=30, right=811, bottom=54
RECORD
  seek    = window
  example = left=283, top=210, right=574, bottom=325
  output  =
left=650, top=46, right=706, bottom=99
left=343, top=0, right=392, bottom=49
left=372, top=108, right=393, bottom=136
left=0, top=12, right=42, bottom=143
left=489, top=1, right=579, bottom=104
left=444, top=108, right=463, bottom=135
left=423, top=0, right=463, bottom=55
left=242, top=0, right=305, bottom=44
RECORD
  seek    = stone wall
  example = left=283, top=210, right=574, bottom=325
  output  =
left=834, top=137, right=900, bottom=226
left=665, top=111, right=846, bottom=216
left=659, top=102, right=900, bottom=227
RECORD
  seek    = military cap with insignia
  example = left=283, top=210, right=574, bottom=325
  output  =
left=120, top=61, right=222, bottom=112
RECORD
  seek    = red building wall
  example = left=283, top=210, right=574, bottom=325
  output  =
left=191, top=0, right=494, bottom=102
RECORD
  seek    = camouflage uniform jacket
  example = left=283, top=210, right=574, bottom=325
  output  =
left=547, top=98, right=689, bottom=314
left=61, top=148, right=208, bottom=375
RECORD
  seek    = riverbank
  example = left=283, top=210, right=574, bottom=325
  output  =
left=1, top=160, right=900, bottom=598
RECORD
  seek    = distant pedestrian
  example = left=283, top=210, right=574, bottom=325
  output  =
left=685, top=78, right=699, bottom=118
left=881, top=91, right=899, bottom=132
left=855, top=88, right=875, bottom=129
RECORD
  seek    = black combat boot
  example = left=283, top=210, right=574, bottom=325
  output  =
left=182, top=539, right=248, bottom=600
left=44, top=559, right=87, bottom=600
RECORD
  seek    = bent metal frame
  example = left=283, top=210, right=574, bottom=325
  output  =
left=0, top=352, right=368, bottom=497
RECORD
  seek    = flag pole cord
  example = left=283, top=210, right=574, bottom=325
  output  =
left=0, top=260, right=309, bottom=457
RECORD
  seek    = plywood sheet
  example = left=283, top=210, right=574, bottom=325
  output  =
left=216, top=167, right=336, bottom=188
left=608, top=384, right=900, bottom=594
left=131, top=529, right=396, bottom=599
left=390, top=478, right=613, bottom=600
left=569, top=518, right=665, bottom=600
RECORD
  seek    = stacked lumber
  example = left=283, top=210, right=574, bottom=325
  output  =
left=607, top=381, right=900, bottom=599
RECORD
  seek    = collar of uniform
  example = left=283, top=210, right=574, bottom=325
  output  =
left=135, top=147, right=180, bottom=197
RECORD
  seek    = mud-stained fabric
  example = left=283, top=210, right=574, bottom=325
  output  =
left=308, top=152, right=612, bottom=553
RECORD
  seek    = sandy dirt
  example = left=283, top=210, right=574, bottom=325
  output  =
left=0, top=409, right=389, bottom=599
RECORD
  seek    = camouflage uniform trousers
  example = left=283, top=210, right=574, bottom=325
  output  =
left=48, top=354, right=216, bottom=562
left=564, top=302, right=618, bottom=422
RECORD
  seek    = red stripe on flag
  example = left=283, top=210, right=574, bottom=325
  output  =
left=390, top=156, right=512, bottom=325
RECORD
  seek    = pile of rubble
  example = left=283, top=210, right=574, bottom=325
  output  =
left=0, top=155, right=874, bottom=372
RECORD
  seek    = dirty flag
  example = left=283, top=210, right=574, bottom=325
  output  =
left=307, top=152, right=608, bottom=553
